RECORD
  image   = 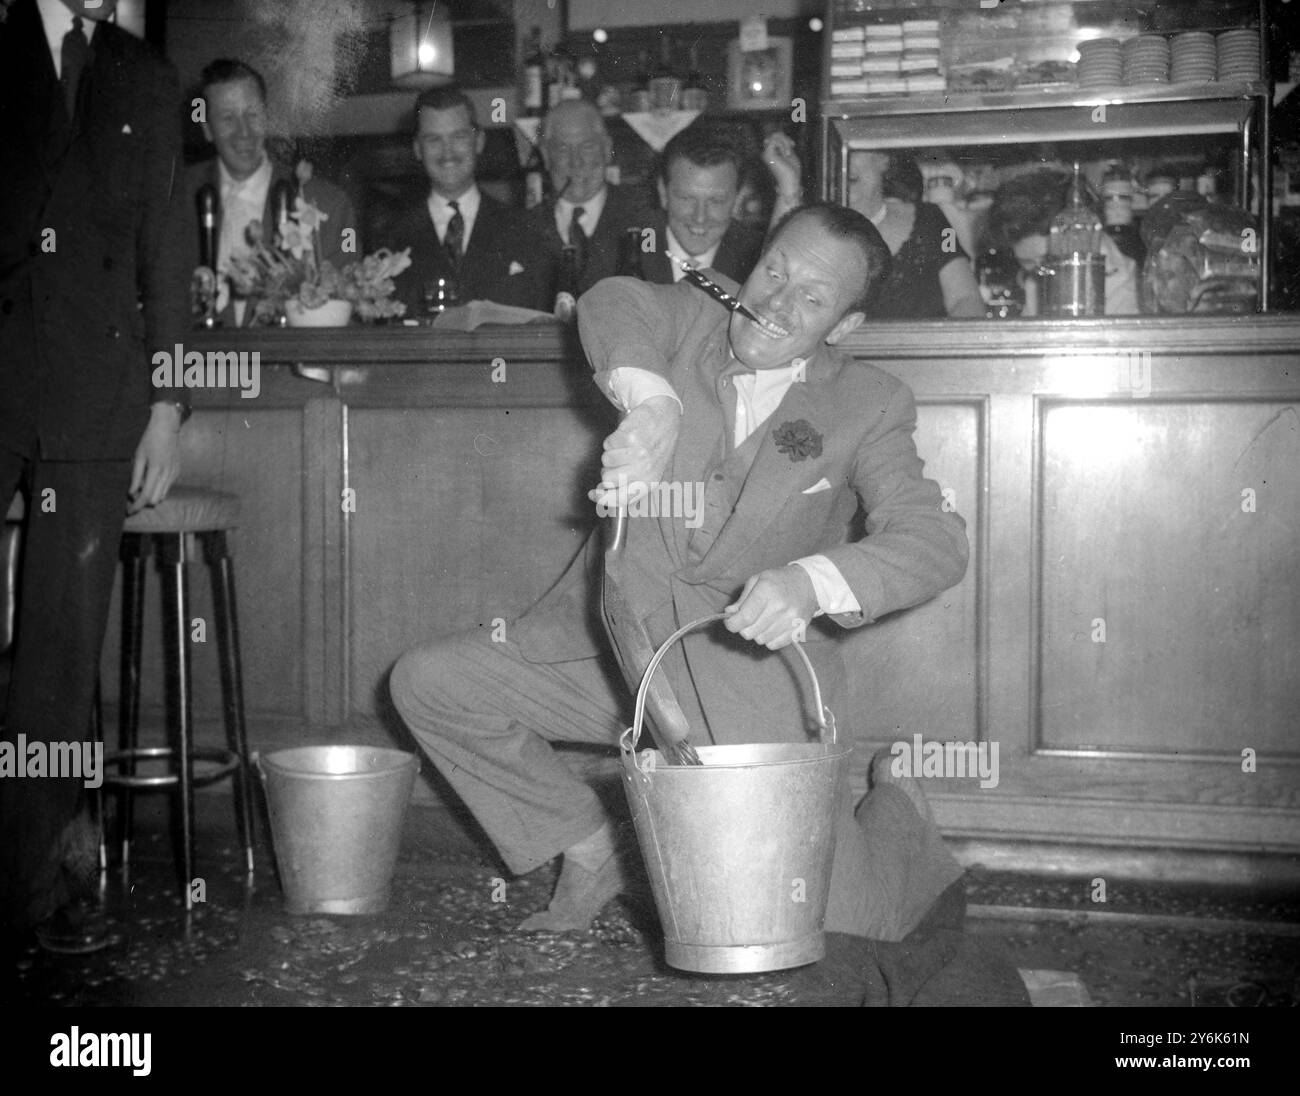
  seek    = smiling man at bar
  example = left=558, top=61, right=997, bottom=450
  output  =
left=388, top=203, right=1007, bottom=998
left=383, top=85, right=552, bottom=316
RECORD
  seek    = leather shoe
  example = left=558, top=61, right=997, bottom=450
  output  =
left=35, top=898, right=112, bottom=955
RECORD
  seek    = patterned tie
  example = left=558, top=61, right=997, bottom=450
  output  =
left=444, top=199, right=464, bottom=268
left=569, top=206, right=588, bottom=281
left=61, top=15, right=89, bottom=120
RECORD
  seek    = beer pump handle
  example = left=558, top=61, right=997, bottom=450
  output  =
left=196, top=183, right=218, bottom=270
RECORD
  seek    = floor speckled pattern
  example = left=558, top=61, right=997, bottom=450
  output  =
left=6, top=794, right=1298, bottom=1008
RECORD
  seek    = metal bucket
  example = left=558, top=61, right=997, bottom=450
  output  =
left=619, top=615, right=851, bottom=974
left=259, top=745, right=419, bottom=915
left=1041, top=254, right=1106, bottom=317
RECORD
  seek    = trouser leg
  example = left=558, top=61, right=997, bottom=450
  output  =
left=0, top=458, right=132, bottom=933
left=390, top=628, right=629, bottom=876
left=824, top=779, right=965, bottom=942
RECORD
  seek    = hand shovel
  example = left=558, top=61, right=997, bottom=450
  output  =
left=601, top=509, right=702, bottom=766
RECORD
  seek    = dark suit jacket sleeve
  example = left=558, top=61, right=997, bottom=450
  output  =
left=576, top=275, right=714, bottom=400
left=820, top=378, right=968, bottom=627
left=137, top=58, right=188, bottom=405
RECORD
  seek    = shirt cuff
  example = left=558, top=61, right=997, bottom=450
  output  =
left=792, top=555, right=862, bottom=617
left=604, top=368, right=682, bottom=413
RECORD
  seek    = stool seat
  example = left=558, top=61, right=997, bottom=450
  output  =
left=122, top=486, right=239, bottom=534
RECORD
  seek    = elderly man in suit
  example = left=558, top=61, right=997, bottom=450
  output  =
left=0, top=0, right=188, bottom=943
left=182, top=58, right=357, bottom=326
left=383, top=85, right=552, bottom=316
left=390, top=202, right=969, bottom=940
left=527, top=99, right=658, bottom=300
left=636, top=126, right=764, bottom=286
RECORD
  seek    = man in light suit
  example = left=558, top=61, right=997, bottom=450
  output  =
left=0, top=0, right=188, bottom=942
left=526, top=98, right=658, bottom=299
left=391, top=202, right=970, bottom=941
left=636, top=125, right=764, bottom=286
left=382, top=85, right=552, bottom=316
left=182, top=58, right=358, bottom=325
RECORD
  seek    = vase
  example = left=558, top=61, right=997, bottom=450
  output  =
left=285, top=298, right=353, bottom=327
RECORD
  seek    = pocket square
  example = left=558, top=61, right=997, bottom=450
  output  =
left=802, top=477, right=832, bottom=495
left=508, top=261, right=524, bottom=275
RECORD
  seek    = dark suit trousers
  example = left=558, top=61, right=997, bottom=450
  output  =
left=389, top=626, right=963, bottom=940
left=0, top=310, right=132, bottom=931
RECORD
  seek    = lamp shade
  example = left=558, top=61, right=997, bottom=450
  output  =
left=390, top=4, right=454, bottom=88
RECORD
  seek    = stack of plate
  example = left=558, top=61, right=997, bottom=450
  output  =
left=1216, top=28, right=1260, bottom=82
left=1170, top=31, right=1216, bottom=83
left=1122, top=34, right=1170, bottom=84
left=1077, top=38, right=1122, bottom=87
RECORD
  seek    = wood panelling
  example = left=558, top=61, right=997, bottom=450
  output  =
left=129, top=317, right=1300, bottom=864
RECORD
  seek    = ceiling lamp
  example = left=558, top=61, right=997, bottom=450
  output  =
left=390, top=3, right=454, bottom=88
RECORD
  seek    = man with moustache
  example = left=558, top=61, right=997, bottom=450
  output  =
left=390, top=203, right=975, bottom=964
left=637, top=126, right=764, bottom=286
left=383, top=85, right=552, bottom=316
left=183, top=58, right=357, bottom=326
left=527, top=98, right=657, bottom=298
left=0, top=0, right=188, bottom=946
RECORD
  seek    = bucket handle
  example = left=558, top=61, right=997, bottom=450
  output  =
left=619, top=612, right=836, bottom=755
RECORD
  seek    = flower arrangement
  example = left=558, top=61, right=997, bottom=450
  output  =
left=224, top=190, right=411, bottom=326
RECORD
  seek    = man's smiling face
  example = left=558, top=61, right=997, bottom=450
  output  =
left=728, top=212, right=868, bottom=370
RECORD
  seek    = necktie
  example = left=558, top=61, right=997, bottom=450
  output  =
left=569, top=206, right=588, bottom=280
left=716, top=358, right=754, bottom=453
left=61, top=15, right=89, bottom=120
left=444, top=199, right=464, bottom=268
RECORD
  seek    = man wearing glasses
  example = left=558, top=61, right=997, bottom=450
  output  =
left=385, top=86, right=552, bottom=316
left=527, top=99, right=657, bottom=298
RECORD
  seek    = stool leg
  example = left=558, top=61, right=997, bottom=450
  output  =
left=207, top=530, right=256, bottom=875
left=94, top=672, right=107, bottom=877
left=160, top=532, right=196, bottom=911
left=118, top=534, right=149, bottom=869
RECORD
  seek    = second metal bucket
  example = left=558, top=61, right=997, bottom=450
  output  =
left=259, top=745, right=418, bottom=915
left=619, top=616, right=851, bottom=974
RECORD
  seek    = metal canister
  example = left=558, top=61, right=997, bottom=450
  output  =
left=1041, top=254, right=1106, bottom=317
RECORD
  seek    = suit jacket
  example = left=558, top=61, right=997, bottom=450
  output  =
left=636, top=213, right=766, bottom=287
left=0, top=0, right=188, bottom=460
left=180, top=158, right=357, bottom=325
left=525, top=182, right=658, bottom=299
left=381, top=190, right=553, bottom=315
left=513, top=275, right=969, bottom=746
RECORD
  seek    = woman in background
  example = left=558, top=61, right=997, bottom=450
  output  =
left=765, top=135, right=985, bottom=319
left=985, top=169, right=1138, bottom=316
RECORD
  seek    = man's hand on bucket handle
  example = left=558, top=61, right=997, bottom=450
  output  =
left=589, top=395, right=682, bottom=512
left=724, top=566, right=818, bottom=650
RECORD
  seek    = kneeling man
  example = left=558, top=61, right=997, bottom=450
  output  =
left=391, top=202, right=969, bottom=940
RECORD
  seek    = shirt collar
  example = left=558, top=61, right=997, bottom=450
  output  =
left=557, top=185, right=608, bottom=233
left=665, top=227, right=722, bottom=279
left=429, top=184, right=480, bottom=220
left=219, top=155, right=273, bottom=201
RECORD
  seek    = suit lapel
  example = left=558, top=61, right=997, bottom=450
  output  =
left=688, top=349, right=842, bottom=579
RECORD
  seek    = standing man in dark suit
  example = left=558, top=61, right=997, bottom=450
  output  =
left=638, top=126, right=765, bottom=286
left=182, top=58, right=358, bottom=326
left=0, top=0, right=189, bottom=943
left=383, top=86, right=552, bottom=317
left=527, top=99, right=658, bottom=299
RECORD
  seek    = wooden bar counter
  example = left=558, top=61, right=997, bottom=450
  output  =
left=103, top=314, right=1300, bottom=880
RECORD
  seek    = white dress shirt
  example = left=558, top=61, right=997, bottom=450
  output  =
left=555, top=186, right=608, bottom=244
left=605, top=363, right=862, bottom=616
left=37, top=0, right=98, bottom=77
left=218, top=156, right=273, bottom=268
left=665, top=227, right=722, bottom=282
left=427, top=184, right=481, bottom=249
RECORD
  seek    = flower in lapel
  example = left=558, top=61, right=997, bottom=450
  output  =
left=773, top=419, right=823, bottom=462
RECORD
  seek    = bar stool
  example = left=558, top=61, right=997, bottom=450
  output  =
left=99, top=486, right=256, bottom=909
